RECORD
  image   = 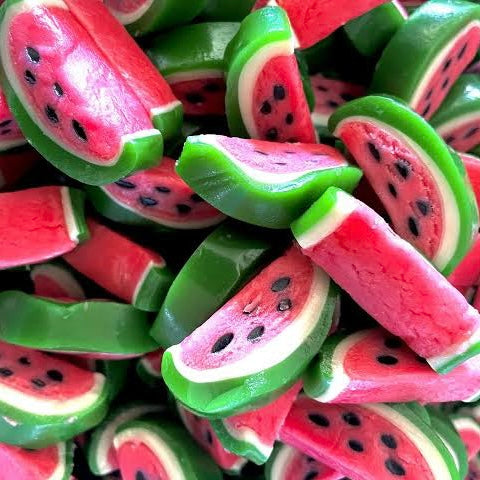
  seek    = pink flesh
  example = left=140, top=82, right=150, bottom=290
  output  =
left=64, top=0, right=179, bottom=112
left=104, top=0, right=146, bottom=14
left=282, top=446, right=343, bottom=480
left=0, top=340, right=95, bottom=399
left=253, top=0, right=389, bottom=49
left=335, top=329, right=480, bottom=403
left=0, top=90, right=24, bottom=147
left=0, top=443, right=61, bottom=480
left=449, top=235, right=480, bottom=290
left=300, top=197, right=480, bottom=358
left=311, top=74, right=365, bottom=126
left=223, top=382, right=301, bottom=449
left=462, top=153, right=480, bottom=207
left=33, top=274, right=79, bottom=299
left=143, top=349, right=163, bottom=373
left=104, top=157, right=222, bottom=224
left=443, top=120, right=480, bottom=153
left=64, top=218, right=165, bottom=303
left=106, top=446, right=117, bottom=473
left=0, top=148, right=37, bottom=190
left=117, top=442, right=169, bottom=480
left=280, top=398, right=434, bottom=480
left=170, top=78, right=226, bottom=116
left=216, top=135, right=347, bottom=174
left=339, top=120, right=443, bottom=261
left=179, top=247, right=314, bottom=370
left=0, top=186, right=78, bottom=269
left=253, top=55, right=316, bottom=143
left=414, top=25, right=480, bottom=119
left=8, top=5, right=153, bottom=162
left=180, top=406, right=244, bottom=470
left=457, top=426, right=480, bottom=460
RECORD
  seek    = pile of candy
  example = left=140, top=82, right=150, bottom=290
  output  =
left=0, top=0, right=479, bottom=478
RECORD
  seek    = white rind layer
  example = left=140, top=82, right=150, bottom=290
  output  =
left=165, top=70, right=224, bottom=84
left=50, top=442, right=67, bottom=480
left=168, top=266, right=331, bottom=383
left=0, top=137, right=27, bottom=152
left=453, top=416, right=480, bottom=439
left=30, top=264, right=86, bottom=300
left=222, top=420, right=272, bottom=461
left=139, top=355, right=162, bottom=379
left=61, top=187, right=81, bottom=243
left=132, top=260, right=165, bottom=305
left=270, top=444, right=297, bottom=480
left=436, top=111, right=480, bottom=137
left=105, top=0, right=154, bottom=25
left=113, top=427, right=186, bottom=480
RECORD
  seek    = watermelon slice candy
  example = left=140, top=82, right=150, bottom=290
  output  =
left=0, top=88, right=25, bottom=152
left=452, top=415, right=480, bottom=460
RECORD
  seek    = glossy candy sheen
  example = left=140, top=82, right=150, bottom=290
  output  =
left=452, top=416, right=480, bottom=460
left=31, top=263, right=86, bottom=300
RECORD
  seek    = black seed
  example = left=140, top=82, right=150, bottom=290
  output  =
left=136, top=471, right=147, bottom=480
left=1, top=129, right=11, bottom=135
left=266, top=128, right=278, bottom=141
left=327, top=100, right=340, bottom=108
left=306, top=457, right=316, bottom=463
left=186, top=92, right=205, bottom=104
left=284, top=150, right=296, bottom=154
left=421, top=104, right=431, bottom=117
left=254, top=150, right=268, bottom=155
left=176, top=204, right=192, bottom=215
left=274, top=162, right=287, bottom=165
left=139, top=196, right=158, bottom=207
left=190, top=193, right=204, bottom=203
left=367, top=142, right=380, bottom=162
left=458, top=43, right=468, bottom=60
left=285, top=113, right=294, bottom=125
left=211, top=333, right=234, bottom=353
left=24, top=70, right=36, bottom=85
left=72, top=120, right=87, bottom=142
left=416, top=199, right=431, bottom=216
left=377, top=355, right=399, bottom=365
left=443, top=58, right=452, bottom=72
left=115, top=179, right=136, bottom=189
left=342, top=412, right=361, bottom=426
left=348, top=440, right=364, bottom=452
left=408, top=217, right=419, bottom=237
left=385, top=458, right=406, bottom=476
left=339, top=478, right=352, bottom=480
left=384, top=337, right=402, bottom=349
left=46, top=369, right=63, bottom=382
left=203, top=82, right=222, bottom=93
left=441, top=78, right=449, bottom=90
left=381, top=434, right=397, bottom=449
left=277, top=298, right=292, bottom=311
left=0, top=120, right=11, bottom=128
left=32, top=378, right=46, bottom=388
left=388, top=183, right=397, bottom=198
left=205, top=430, right=213, bottom=445
left=308, top=413, right=330, bottom=427
left=304, top=471, right=318, bottom=480
left=445, top=135, right=455, bottom=144
left=26, top=47, right=40, bottom=63
left=45, top=105, right=59, bottom=124
left=340, top=93, right=355, bottom=102
left=271, top=276, right=291, bottom=292
left=465, top=127, right=480, bottom=139
left=53, top=83, right=64, bottom=97
left=316, top=85, right=328, bottom=92
left=247, top=326, right=265, bottom=342
left=0, top=368, right=13, bottom=377
left=273, top=85, right=286, bottom=100
left=260, top=101, right=272, bottom=114
left=426, top=89, right=433, bottom=101
left=18, top=357, right=31, bottom=365
left=155, top=186, right=170, bottom=193
left=394, top=160, right=410, bottom=179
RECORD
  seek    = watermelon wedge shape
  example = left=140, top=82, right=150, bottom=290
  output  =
left=252, top=0, right=389, bottom=49
left=177, top=134, right=362, bottom=229
left=86, top=157, right=224, bottom=230
left=304, top=328, right=480, bottom=404
left=162, top=247, right=337, bottom=417
left=210, top=382, right=302, bottom=465
left=431, top=75, right=480, bottom=153
left=0, top=0, right=179, bottom=185
left=280, top=398, right=460, bottom=480
left=104, top=0, right=206, bottom=37
left=0, top=292, right=158, bottom=358
left=113, top=418, right=223, bottom=480
left=291, top=187, right=480, bottom=373
left=452, top=415, right=480, bottom=460
left=87, top=403, right=164, bottom=476
left=265, top=444, right=344, bottom=480
left=152, top=221, right=274, bottom=348
left=462, top=152, right=480, bottom=208
left=30, top=263, right=85, bottom=300
left=177, top=404, right=248, bottom=474
left=136, top=349, right=163, bottom=388
left=330, top=95, right=479, bottom=275
left=64, top=219, right=173, bottom=312
left=0, top=441, right=74, bottom=480
left=147, top=22, right=239, bottom=116
left=371, top=0, right=480, bottom=120
left=225, top=7, right=316, bottom=143
left=0, top=340, right=108, bottom=448
left=0, top=87, right=25, bottom=152
left=0, top=186, right=88, bottom=270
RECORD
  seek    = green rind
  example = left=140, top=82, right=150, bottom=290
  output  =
left=370, top=0, right=480, bottom=104
left=430, top=74, right=480, bottom=128
left=98, top=360, right=130, bottom=402
left=63, top=441, right=75, bottom=480
left=436, top=341, right=480, bottom=375
left=134, top=263, right=174, bottom=312
left=176, top=136, right=362, bottom=229
left=161, top=282, right=338, bottom=418
left=296, top=50, right=315, bottom=112
left=0, top=291, right=158, bottom=355
left=151, top=104, right=183, bottom=144
left=264, top=444, right=288, bottom=480
left=67, top=188, right=89, bottom=244
left=151, top=222, right=275, bottom=348
left=328, top=95, right=479, bottom=276
left=115, top=418, right=223, bottom=480
left=224, top=7, right=293, bottom=138
left=200, top=0, right=255, bottom=22
left=146, top=22, right=240, bottom=77
left=136, top=357, right=162, bottom=388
